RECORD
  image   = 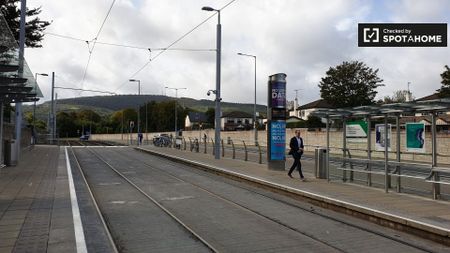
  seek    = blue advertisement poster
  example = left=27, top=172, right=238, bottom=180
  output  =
left=271, top=81, right=286, bottom=108
left=270, top=121, right=286, bottom=160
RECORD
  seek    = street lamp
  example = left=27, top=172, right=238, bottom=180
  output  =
left=165, top=87, right=187, bottom=138
left=129, top=79, right=141, bottom=145
left=202, top=6, right=222, bottom=159
left=33, top=73, right=48, bottom=144
left=237, top=52, right=257, bottom=145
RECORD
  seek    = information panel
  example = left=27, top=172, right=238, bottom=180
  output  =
left=271, top=81, right=286, bottom=108
left=375, top=124, right=391, bottom=151
left=270, top=121, right=286, bottom=161
left=406, top=123, right=425, bottom=153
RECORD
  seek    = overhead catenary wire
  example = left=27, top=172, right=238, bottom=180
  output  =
left=113, top=0, right=238, bottom=93
left=54, top=86, right=117, bottom=95
left=80, top=0, right=117, bottom=88
left=45, top=32, right=215, bottom=51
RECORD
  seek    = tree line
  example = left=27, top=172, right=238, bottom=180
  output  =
left=54, top=100, right=199, bottom=137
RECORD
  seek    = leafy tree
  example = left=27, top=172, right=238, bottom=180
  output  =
left=438, top=65, right=450, bottom=98
left=205, top=107, right=215, bottom=125
left=382, top=90, right=413, bottom=104
left=318, top=61, right=383, bottom=107
left=305, top=115, right=325, bottom=128
left=0, top=0, right=51, bottom=47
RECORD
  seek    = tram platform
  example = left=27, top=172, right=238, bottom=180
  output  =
left=137, top=145, right=450, bottom=246
left=0, top=146, right=114, bottom=253
left=0, top=146, right=76, bottom=253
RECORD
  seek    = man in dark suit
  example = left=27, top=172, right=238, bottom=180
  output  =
left=288, top=129, right=305, bottom=180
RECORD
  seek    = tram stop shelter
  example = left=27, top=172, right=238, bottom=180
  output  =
left=311, top=98, right=450, bottom=200
left=0, top=14, right=44, bottom=166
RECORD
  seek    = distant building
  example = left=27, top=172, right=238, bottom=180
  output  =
left=185, top=112, right=207, bottom=130
left=220, top=111, right=264, bottom=131
left=296, top=99, right=334, bottom=120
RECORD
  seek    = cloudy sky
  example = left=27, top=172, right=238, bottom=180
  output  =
left=26, top=0, right=450, bottom=106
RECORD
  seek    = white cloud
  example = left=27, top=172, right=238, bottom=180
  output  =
left=25, top=0, right=450, bottom=107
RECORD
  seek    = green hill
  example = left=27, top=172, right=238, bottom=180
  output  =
left=24, top=95, right=267, bottom=121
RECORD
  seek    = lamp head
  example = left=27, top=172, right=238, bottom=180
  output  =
left=202, top=6, right=215, bottom=11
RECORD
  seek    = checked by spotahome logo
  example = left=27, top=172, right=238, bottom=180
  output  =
left=358, top=23, right=447, bottom=47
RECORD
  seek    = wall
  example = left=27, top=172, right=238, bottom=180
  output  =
left=92, top=128, right=450, bottom=164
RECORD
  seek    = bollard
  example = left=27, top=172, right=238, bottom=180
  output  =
left=189, top=137, right=193, bottom=151
left=257, top=143, right=262, bottom=164
left=195, top=138, right=199, bottom=152
left=183, top=137, right=186, bottom=150
left=211, top=138, right=215, bottom=156
left=243, top=140, right=248, bottom=161
left=204, top=138, right=207, bottom=154
left=221, top=139, right=225, bottom=157
left=231, top=140, right=235, bottom=159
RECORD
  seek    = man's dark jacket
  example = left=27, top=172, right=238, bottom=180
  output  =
left=288, top=136, right=304, bottom=155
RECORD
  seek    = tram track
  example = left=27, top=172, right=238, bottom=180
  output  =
left=67, top=143, right=119, bottom=253
left=100, top=148, right=345, bottom=252
left=71, top=146, right=446, bottom=253
left=107, top=147, right=441, bottom=253
left=69, top=145, right=218, bottom=253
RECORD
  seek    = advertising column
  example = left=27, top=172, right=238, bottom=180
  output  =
left=267, top=73, right=287, bottom=170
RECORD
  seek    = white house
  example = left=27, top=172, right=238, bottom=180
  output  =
left=184, top=112, right=207, bottom=130
left=220, top=111, right=264, bottom=131
left=297, top=99, right=334, bottom=120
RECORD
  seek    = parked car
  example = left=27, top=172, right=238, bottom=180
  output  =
left=80, top=135, right=90, bottom=141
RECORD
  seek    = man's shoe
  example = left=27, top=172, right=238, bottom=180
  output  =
left=301, top=178, right=306, bottom=182
left=288, top=174, right=293, bottom=178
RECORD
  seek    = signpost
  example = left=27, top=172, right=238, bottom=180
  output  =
left=267, top=73, right=287, bottom=170
left=346, top=120, right=368, bottom=142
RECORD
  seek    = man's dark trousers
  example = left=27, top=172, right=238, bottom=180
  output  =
left=288, top=152, right=304, bottom=178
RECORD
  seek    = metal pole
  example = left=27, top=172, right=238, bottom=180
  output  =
left=175, top=89, right=178, bottom=136
left=0, top=102, right=4, bottom=164
left=367, top=116, right=372, bottom=186
left=145, top=102, right=148, bottom=144
left=214, top=11, right=222, bottom=159
left=51, top=72, right=55, bottom=141
left=384, top=115, right=389, bottom=193
left=33, top=73, right=38, bottom=145
left=326, top=116, right=330, bottom=182
left=15, top=0, right=27, bottom=160
left=431, top=112, right=439, bottom=199
left=254, top=56, right=257, bottom=146
left=396, top=115, right=401, bottom=192
left=55, top=93, right=58, bottom=141
left=138, top=81, right=141, bottom=143
left=121, top=110, right=124, bottom=141
left=342, top=118, right=347, bottom=182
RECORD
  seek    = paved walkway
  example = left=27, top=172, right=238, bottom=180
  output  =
left=137, top=145, right=450, bottom=245
left=0, top=146, right=75, bottom=253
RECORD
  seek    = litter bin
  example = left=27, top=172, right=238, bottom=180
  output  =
left=4, top=139, right=17, bottom=166
left=315, top=148, right=327, bottom=179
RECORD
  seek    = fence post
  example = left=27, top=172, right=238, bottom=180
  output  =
left=257, top=143, right=262, bottom=164
left=231, top=139, right=235, bottom=159
left=243, top=140, right=248, bottom=161
left=221, top=139, right=225, bottom=157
